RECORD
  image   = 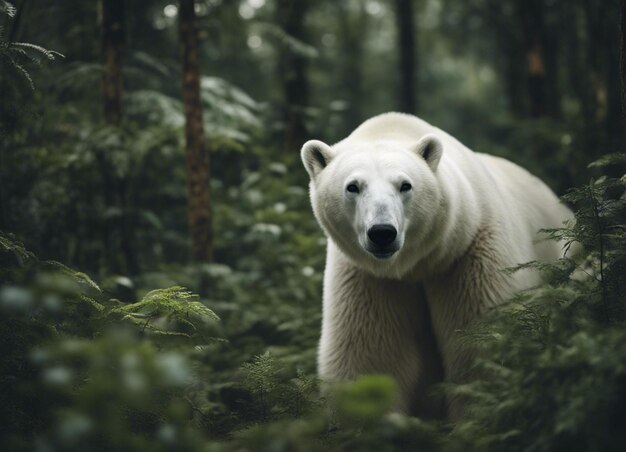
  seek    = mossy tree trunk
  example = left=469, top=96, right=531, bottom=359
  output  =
left=179, top=0, right=213, bottom=262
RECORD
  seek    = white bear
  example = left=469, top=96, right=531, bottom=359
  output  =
left=301, top=112, right=574, bottom=419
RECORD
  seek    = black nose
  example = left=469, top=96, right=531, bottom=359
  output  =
left=367, top=224, right=397, bottom=246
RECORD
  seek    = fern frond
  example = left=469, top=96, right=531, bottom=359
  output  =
left=12, top=42, right=64, bottom=60
left=7, top=54, right=34, bottom=89
left=587, top=153, right=626, bottom=169
left=241, top=352, right=281, bottom=395
left=44, top=261, right=102, bottom=293
left=0, top=1, right=16, bottom=17
left=77, top=294, right=106, bottom=313
left=111, top=286, right=219, bottom=338
left=0, top=232, right=35, bottom=262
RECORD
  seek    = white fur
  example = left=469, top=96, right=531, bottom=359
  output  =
left=301, top=113, right=574, bottom=419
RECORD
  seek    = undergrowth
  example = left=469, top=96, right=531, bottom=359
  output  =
left=1, top=154, right=625, bottom=451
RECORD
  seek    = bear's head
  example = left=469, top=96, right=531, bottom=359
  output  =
left=301, top=134, right=445, bottom=278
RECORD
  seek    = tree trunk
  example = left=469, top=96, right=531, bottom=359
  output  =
left=102, top=0, right=124, bottom=125
left=542, top=9, right=561, bottom=119
left=276, top=0, right=310, bottom=152
left=484, top=0, right=525, bottom=116
left=394, top=0, right=417, bottom=114
left=621, top=0, right=626, bottom=118
left=101, top=0, right=139, bottom=275
left=582, top=0, right=604, bottom=124
left=337, top=0, right=368, bottom=128
left=179, top=0, right=213, bottom=262
left=519, top=0, right=548, bottom=118
left=605, top=0, right=623, bottom=145
left=562, top=2, right=594, bottom=127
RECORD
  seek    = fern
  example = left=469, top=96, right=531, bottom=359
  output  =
left=0, top=1, right=16, bottom=17
left=0, top=3, right=64, bottom=89
left=44, top=260, right=102, bottom=293
left=111, top=286, right=220, bottom=339
left=241, top=352, right=281, bottom=399
left=0, top=231, right=35, bottom=263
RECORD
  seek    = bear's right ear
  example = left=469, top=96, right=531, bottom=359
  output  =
left=301, top=140, right=335, bottom=180
left=412, top=134, right=443, bottom=172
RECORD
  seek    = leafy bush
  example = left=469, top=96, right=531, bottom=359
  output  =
left=450, top=154, right=626, bottom=451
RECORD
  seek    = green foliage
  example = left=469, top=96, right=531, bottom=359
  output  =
left=334, top=375, right=397, bottom=425
left=112, top=286, right=220, bottom=340
left=1, top=0, right=625, bottom=449
left=0, top=234, right=225, bottom=450
left=237, top=352, right=319, bottom=423
left=449, top=155, right=626, bottom=451
left=0, top=1, right=62, bottom=90
left=0, top=231, right=34, bottom=262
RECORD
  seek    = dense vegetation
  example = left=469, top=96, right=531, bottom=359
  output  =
left=1, top=0, right=625, bottom=450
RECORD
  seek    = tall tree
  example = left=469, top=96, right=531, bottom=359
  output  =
left=179, top=0, right=213, bottom=261
left=483, top=0, right=526, bottom=116
left=561, top=1, right=594, bottom=128
left=581, top=0, right=624, bottom=149
left=102, top=0, right=123, bottom=124
left=604, top=0, right=623, bottom=145
left=516, top=0, right=561, bottom=119
left=394, top=0, right=417, bottom=114
left=101, top=0, right=138, bottom=275
left=275, top=0, right=310, bottom=152
left=621, top=0, right=626, bottom=118
left=337, top=0, right=368, bottom=128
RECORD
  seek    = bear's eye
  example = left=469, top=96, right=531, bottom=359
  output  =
left=400, top=182, right=412, bottom=192
left=346, top=183, right=360, bottom=194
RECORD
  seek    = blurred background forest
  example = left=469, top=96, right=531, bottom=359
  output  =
left=1, top=0, right=626, bottom=450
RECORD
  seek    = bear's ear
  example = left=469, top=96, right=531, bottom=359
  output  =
left=301, top=140, right=335, bottom=180
left=412, top=134, right=443, bottom=171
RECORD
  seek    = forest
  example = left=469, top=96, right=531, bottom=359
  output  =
left=1, top=0, right=625, bottom=450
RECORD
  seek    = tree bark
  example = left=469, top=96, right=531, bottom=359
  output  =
left=582, top=0, right=602, bottom=123
left=337, top=0, right=368, bottom=128
left=179, top=0, right=213, bottom=262
left=519, top=0, right=548, bottom=118
left=101, top=0, right=139, bottom=275
left=102, top=0, right=124, bottom=125
left=484, top=0, right=525, bottom=116
left=394, top=0, right=417, bottom=114
left=516, top=0, right=561, bottom=119
left=621, top=0, right=626, bottom=118
left=276, top=0, right=310, bottom=152
left=562, top=2, right=593, bottom=127
left=605, top=0, right=623, bottom=142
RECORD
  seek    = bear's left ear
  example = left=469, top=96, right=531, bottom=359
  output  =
left=412, top=134, right=443, bottom=171
left=301, top=140, right=335, bottom=180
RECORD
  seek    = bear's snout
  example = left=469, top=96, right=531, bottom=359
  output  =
left=367, top=224, right=397, bottom=247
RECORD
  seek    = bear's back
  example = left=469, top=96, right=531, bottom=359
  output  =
left=342, top=112, right=436, bottom=144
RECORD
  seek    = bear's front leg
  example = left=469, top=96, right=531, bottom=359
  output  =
left=425, top=226, right=516, bottom=421
left=318, top=243, right=441, bottom=415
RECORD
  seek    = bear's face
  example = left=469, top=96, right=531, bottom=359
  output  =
left=302, top=135, right=444, bottom=277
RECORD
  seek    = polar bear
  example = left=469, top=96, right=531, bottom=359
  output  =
left=301, top=112, right=574, bottom=420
